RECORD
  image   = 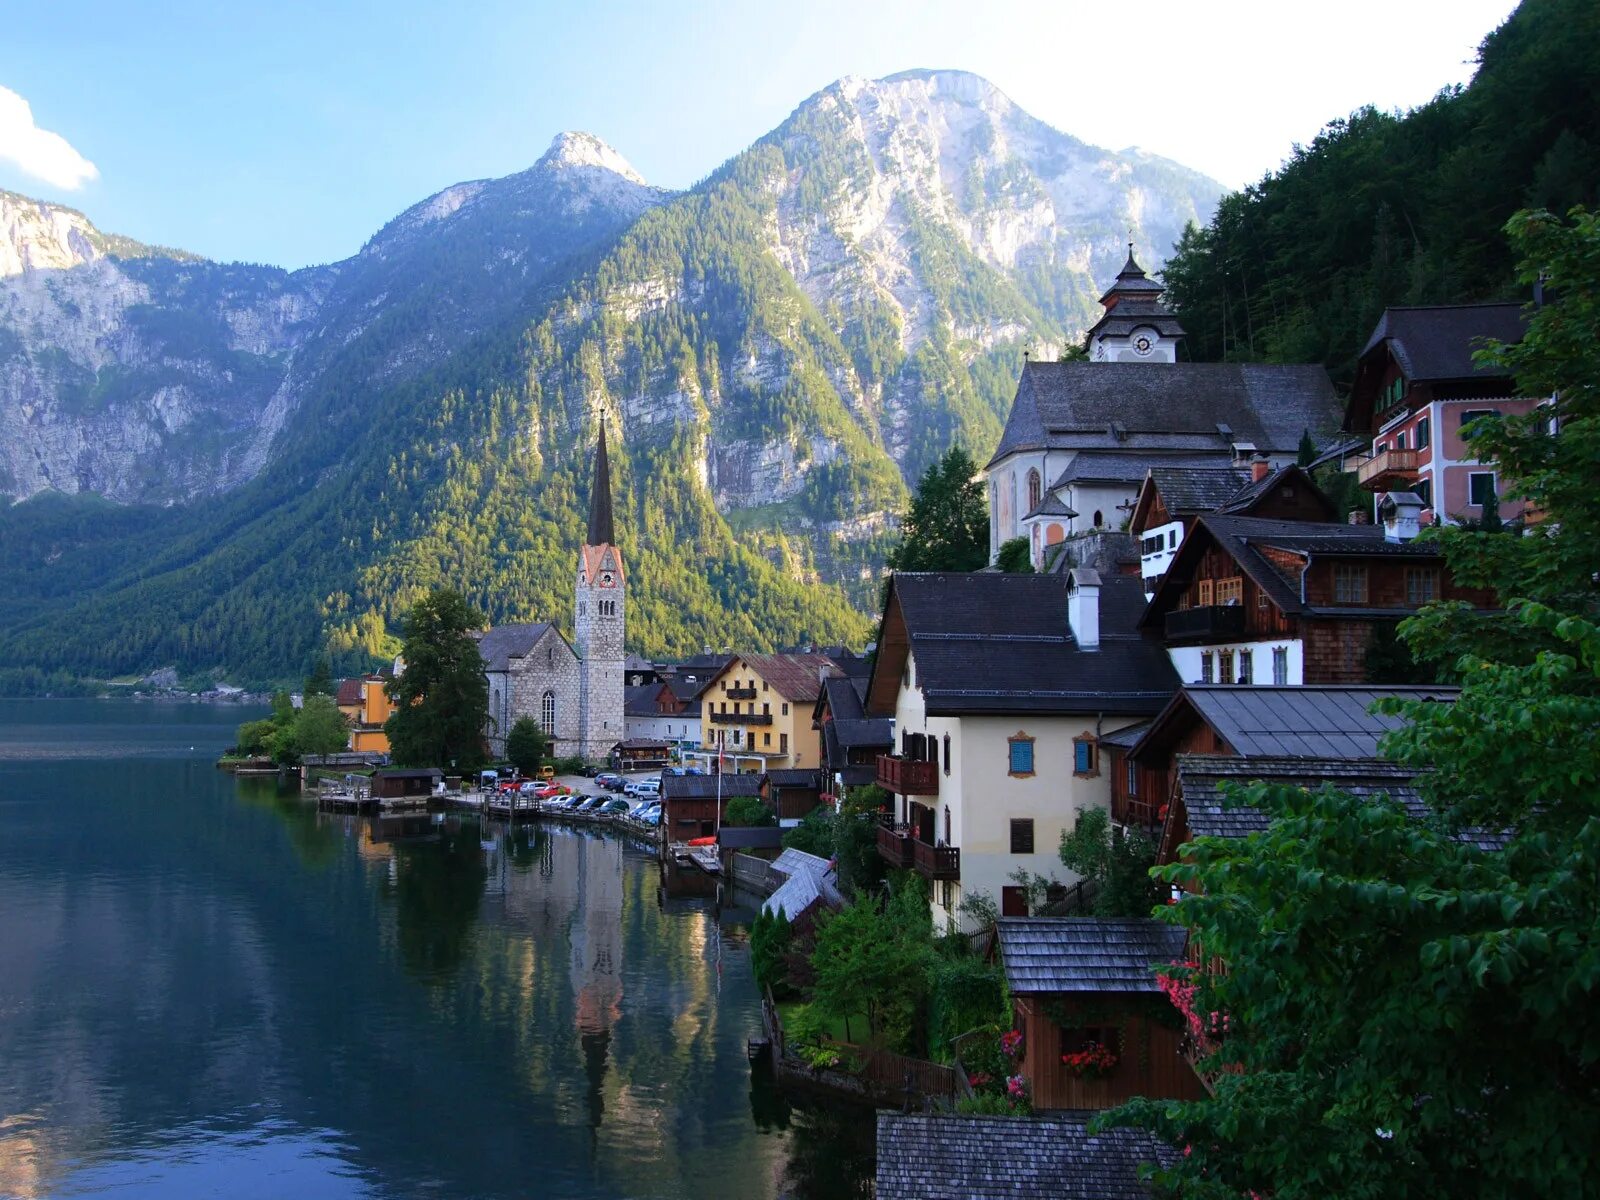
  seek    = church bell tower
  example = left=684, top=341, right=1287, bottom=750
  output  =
left=575, top=423, right=625, bottom=762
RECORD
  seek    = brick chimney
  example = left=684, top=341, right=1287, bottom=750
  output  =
left=1251, top=453, right=1271, bottom=483
left=1067, top=568, right=1101, bottom=651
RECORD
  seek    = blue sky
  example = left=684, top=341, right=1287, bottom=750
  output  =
left=2, top=0, right=1519, bottom=270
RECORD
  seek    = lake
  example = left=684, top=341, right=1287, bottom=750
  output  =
left=0, top=699, right=871, bottom=1199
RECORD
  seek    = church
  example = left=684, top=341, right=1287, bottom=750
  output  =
left=483, top=426, right=626, bottom=762
left=985, top=249, right=1344, bottom=567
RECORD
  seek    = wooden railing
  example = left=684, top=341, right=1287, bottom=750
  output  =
left=911, top=838, right=960, bottom=881
left=709, top=711, right=773, bottom=725
left=1164, top=605, right=1248, bottom=642
left=876, top=754, right=939, bottom=795
left=1356, top=447, right=1420, bottom=489
left=725, top=686, right=758, bottom=699
left=1112, top=793, right=1161, bottom=829
left=877, top=822, right=914, bottom=869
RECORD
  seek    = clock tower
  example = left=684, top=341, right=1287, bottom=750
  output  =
left=575, top=423, right=625, bottom=762
left=1084, top=245, right=1185, bottom=363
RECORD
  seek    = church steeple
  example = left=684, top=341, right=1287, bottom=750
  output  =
left=587, top=423, right=615, bottom=547
left=1084, top=242, right=1185, bottom=363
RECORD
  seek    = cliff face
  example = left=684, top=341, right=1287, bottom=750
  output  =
left=0, top=73, right=1222, bottom=682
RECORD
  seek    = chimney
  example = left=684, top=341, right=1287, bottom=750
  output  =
left=1067, top=568, right=1101, bottom=651
left=1251, top=453, right=1271, bottom=483
left=1379, top=492, right=1425, bottom=543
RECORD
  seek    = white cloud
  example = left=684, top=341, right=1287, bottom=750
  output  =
left=0, top=85, right=98, bottom=190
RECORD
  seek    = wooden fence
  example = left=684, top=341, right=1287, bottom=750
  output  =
left=733, top=854, right=783, bottom=895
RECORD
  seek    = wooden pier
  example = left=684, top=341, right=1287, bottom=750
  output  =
left=669, top=842, right=722, bottom=874
left=485, top=794, right=542, bottom=821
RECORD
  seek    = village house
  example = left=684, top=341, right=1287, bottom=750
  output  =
left=866, top=569, right=1177, bottom=930
left=335, top=674, right=394, bottom=754
left=1345, top=302, right=1540, bottom=525
left=812, top=674, right=894, bottom=804
left=692, top=652, right=841, bottom=774
left=995, top=916, right=1206, bottom=1111
left=987, top=249, right=1342, bottom=567
left=1128, top=460, right=1335, bottom=595
left=758, top=768, right=824, bottom=826
left=660, top=773, right=761, bottom=842
left=1101, top=683, right=1460, bottom=840
left=1138, top=506, right=1494, bottom=687
left=622, top=679, right=701, bottom=751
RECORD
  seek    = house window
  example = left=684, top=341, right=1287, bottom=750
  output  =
left=1010, top=819, right=1035, bottom=855
left=1460, top=408, right=1498, bottom=430
left=1273, top=646, right=1289, bottom=685
left=1218, top=649, right=1234, bottom=686
left=1093, top=510, right=1104, bottom=528
left=1416, top=416, right=1430, bottom=449
left=781, top=703, right=788, bottom=716
left=762, top=702, right=770, bottom=716
left=1168, top=530, right=1178, bottom=549
left=1468, top=471, right=1497, bottom=507
left=1197, top=579, right=1214, bottom=606
left=763, top=680, right=769, bottom=691
left=1215, top=577, right=1243, bottom=606
left=1406, top=568, right=1440, bottom=605
left=943, top=733, right=952, bottom=775
left=1008, top=734, right=1035, bottom=777
left=780, top=733, right=788, bottom=754
left=940, top=880, right=954, bottom=911
left=1200, top=652, right=1214, bottom=684
left=1415, top=478, right=1432, bottom=508
left=944, top=807, right=951, bottom=845
left=1395, top=430, right=1408, bottom=450
left=763, top=732, right=771, bottom=747
left=1334, top=565, right=1368, bottom=604
left=1238, top=649, right=1253, bottom=685
left=1126, top=758, right=1138, bottom=795
left=579, top=601, right=586, bottom=616
left=1073, top=736, right=1097, bottom=777
left=541, top=690, right=556, bottom=733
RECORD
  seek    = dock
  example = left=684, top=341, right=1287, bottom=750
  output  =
left=485, top=794, right=541, bottom=821
left=669, top=842, right=722, bottom=874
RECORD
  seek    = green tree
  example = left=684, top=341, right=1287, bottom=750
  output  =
left=1057, top=807, right=1164, bottom=918
left=1296, top=428, right=1317, bottom=466
left=385, top=589, right=489, bottom=770
left=303, top=655, right=333, bottom=698
left=234, top=718, right=279, bottom=756
left=750, top=907, right=795, bottom=998
left=724, top=796, right=777, bottom=827
left=1107, top=208, right=1600, bottom=1199
left=996, top=536, right=1034, bottom=573
left=832, top=784, right=890, bottom=895
left=885, top=447, right=989, bottom=573
left=781, top=806, right=837, bottom=858
left=504, top=716, right=548, bottom=776
left=809, top=879, right=933, bottom=1048
left=290, top=693, right=351, bottom=758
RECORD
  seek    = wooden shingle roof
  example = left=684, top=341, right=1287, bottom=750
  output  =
left=876, top=1113, right=1174, bottom=1200
left=996, top=917, right=1186, bottom=994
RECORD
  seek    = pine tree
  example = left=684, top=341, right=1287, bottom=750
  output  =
left=885, top=447, right=989, bottom=573
left=385, top=589, right=489, bottom=770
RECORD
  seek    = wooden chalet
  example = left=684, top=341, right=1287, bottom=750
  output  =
left=660, top=773, right=760, bottom=841
left=370, top=767, right=442, bottom=799
left=758, top=768, right=823, bottom=823
left=811, top=674, right=893, bottom=800
left=996, top=917, right=1206, bottom=1111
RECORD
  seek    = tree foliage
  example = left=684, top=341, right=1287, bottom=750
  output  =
left=809, top=877, right=933, bottom=1050
left=1105, top=207, right=1600, bottom=1199
left=1057, top=806, right=1164, bottom=918
left=289, top=693, right=351, bottom=759
left=385, top=589, right=489, bottom=770
left=996, top=536, right=1033, bottom=573
left=885, top=447, right=989, bottom=573
left=504, top=716, right=548, bottom=776
left=724, top=795, right=777, bottom=827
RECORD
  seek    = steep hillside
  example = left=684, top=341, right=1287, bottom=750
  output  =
left=0, top=71, right=1222, bottom=686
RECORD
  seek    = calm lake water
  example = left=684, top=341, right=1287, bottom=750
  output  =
left=0, top=699, right=871, bottom=1199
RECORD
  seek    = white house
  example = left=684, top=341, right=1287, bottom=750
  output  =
left=865, top=569, right=1178, bottom=931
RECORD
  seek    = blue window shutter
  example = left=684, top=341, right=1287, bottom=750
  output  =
left=1010, top=740, right=1033, bottom=774
left=1075, top=742, right=1091, bottom=773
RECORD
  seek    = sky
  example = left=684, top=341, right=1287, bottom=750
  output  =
left=1, top=0, right=1521, bottom=270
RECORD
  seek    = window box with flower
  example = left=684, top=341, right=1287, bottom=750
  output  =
left=1060, top=1041, right=1120, bottom=1079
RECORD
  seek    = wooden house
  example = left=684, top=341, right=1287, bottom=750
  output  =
left=660, top=773, right=761, bottom=841
left=758, top=768, right=823, bottom=824
left=811, top=674, right=893, bottom=801
left=370, top=767, right=442, bottom=799
left=996, top=917, right=1207, bottom=1111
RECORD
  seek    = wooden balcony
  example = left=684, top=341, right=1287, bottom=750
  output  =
left=725, top=686, right=758, bottom=699
left=876, top=754, right=939, bottom=795
left=1163, top=605, right=1247, bottom=644
left=1356, top=447, right=1420, bottom=491
left=709, top=710, right=773, bottom=726
left=875, top=823, right=960, bottom=880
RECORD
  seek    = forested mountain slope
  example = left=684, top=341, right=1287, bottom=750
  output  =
left=0, top=71, right=1220, bottom=687
left=1160, top=0, right=1599, bottom=381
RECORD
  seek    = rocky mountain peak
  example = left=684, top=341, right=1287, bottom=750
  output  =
left=0, top=190, right=194, bottom=279
left=538, top=131, right=648, bottom=186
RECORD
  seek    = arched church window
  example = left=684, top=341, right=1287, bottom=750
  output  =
left=1093, top=510, right=1104, bottom=528
left=1027, top=469, right=1041, bottom=512
left=542, top=691, right=556, bottom=733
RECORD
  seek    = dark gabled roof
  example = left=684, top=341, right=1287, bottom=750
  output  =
left=820, top=675, right=866, bottom=721
left=1214, top=463, right=1329, bottom=515
left=1023, top=492, right=1078, bottom=519
left=1173, top=753, right=1509, bottom=851
left=662, top=674, right=717, bottom=704
left=1050, top=451, right=1237, bottom=490
left=1359, top=303, right=1524, bottom=382
left=876, top=1113, right=1174, bottom=1200
left=1145, top=465, right=1252, bottom=515
left=661, top=774, right=761, bottom=800
left=762, top=769, right=819, bottom=787
left=1097, top=721, right=1151, bottom=750
left=997, top=917, right=1187, bottom=994
left=988, top=361, right=1340, bottom=468
left=880, top=572, right=1178, bottom=717
left=623, top=684, right=664, bottom=717
left=334, top=678, right=363, bottom=705
left=477, top=622, right=563, bottom=671
left=828, top=717, right=894, bottom=751
left=1142, top=514, right=1444, bottom=624
left=1135, top=684, right=1460, bottom=761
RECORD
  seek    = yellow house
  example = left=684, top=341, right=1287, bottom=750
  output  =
left=337, top=674, right=394, bottom=754
left=696, top=653, right=840, bottom=773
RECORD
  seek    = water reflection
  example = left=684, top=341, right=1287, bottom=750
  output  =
left=0, top=700, right=875, bottom=1198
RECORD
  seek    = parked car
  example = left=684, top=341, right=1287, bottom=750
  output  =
left=601, top=799, right=631, bottom=815
left=596, top=773, right=624, bottom=791
left=518, top=780, right=540, bottom=796
left=581, top=796, right=612, bottom=813
left=634, top=779, right=662, bottom=799
left=637, top=809, right=661, bottom=827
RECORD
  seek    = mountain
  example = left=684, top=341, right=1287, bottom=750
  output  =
left=0, top=71, right=1221, bottom=688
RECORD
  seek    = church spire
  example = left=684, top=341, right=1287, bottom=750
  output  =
left=586, top=422, right=615, bottom=547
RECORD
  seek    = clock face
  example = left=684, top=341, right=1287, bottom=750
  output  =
left=1132, top=331, right=1156, bottom=356
left=599, top=572, right=615, bottom=588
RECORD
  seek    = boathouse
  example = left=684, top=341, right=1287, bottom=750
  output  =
left=371, top=767, right=442, bottom=799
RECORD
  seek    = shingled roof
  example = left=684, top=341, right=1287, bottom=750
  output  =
left=1359, top=303, right=1524, bottom=383
left=661, top=774, right=761, bottom=800
left=1135, top=684, right=1460, bottom=761
left=477, top=622, right=562, bottom=671
left=716, top=652, right=840, bottom=702
left=997, top=917, right=1186, bottom=994
left=876, top=1113, right=1175, bottom=1200
left=988, top=361, right=1340, bottom=468
left=1174, top=753, right=1509, bottom=851
left=1145, top=465, right=1252, bottom=515
left=873, top=572, right=1178, bottom=718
